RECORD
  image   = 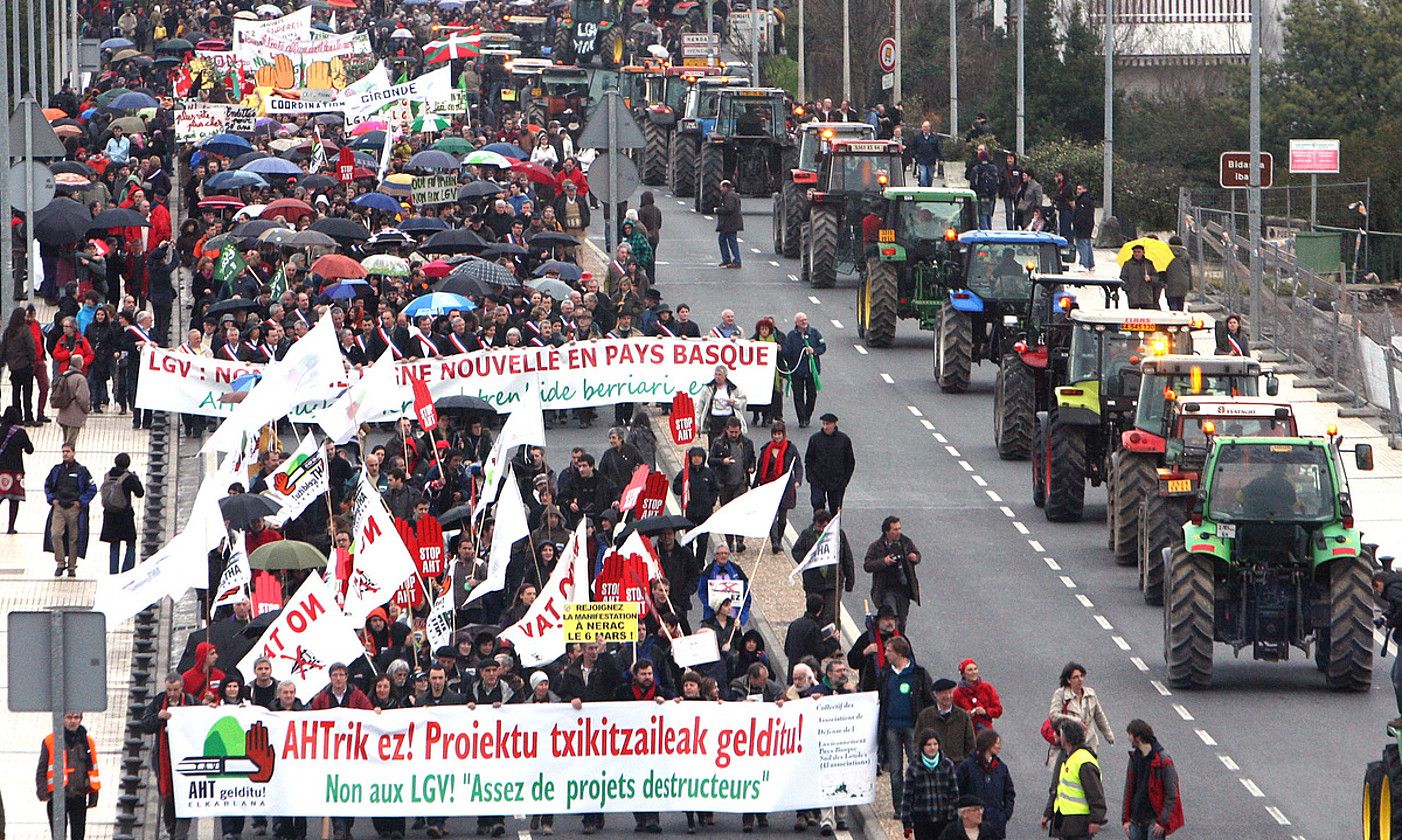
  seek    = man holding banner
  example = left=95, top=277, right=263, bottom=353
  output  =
left=790, top=509, right=855, bottom=628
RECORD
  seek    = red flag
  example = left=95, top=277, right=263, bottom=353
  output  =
left=670, top=392, right=697, bottom=445
left=250, top=571, right=284, bottom=617
left=415, top=515, right=446, bottom=578
left=634, top=472, right=669, bottom=519
left=337, top=146, right=356, bottom=184
left=410, top=374, right=438, bottom=431
left=618, top=464, right=650, bottom=512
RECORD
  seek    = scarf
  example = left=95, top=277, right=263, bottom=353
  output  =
left=921, top=752, right=942, bottom=770
left=758, top=439, right=791, bottom=484
left=630, top=683, right=657, bottom=701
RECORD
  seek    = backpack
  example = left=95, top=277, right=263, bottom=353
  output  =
left=49, top=374, right=74, bottom=410
left=974, top=162, right=1001, bottom=198
left=101, top=471, right=130, bottom=511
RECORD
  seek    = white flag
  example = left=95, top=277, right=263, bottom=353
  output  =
left=425, top=560, right=458, bottom=653
left=317, top=346, right=401, bottom=444
left=465, top=466, right=530, bottom=605
left=377, top=124, right=396, bottom=181
left=789, top=510, right=842, bottom=582
left=680, top=467, right=794, bottom=546
left=342, top=474, right=419, bottom=623
left=236, top=573, right=366, bottom=701
left=498, top=521, right=589, bottom=666
left=263, top=432, right=329, bottom=524
left=475, top=390, right=545, bottom=518
left=210, top=531, right=251, bottom=618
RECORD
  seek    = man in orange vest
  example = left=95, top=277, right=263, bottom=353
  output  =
left=36, top=712, right=100, bottom=840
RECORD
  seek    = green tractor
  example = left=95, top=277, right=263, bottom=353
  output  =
left=1363, top=722, right=1402, bottom=840
left=554, top=0, right=626, bottom=68
left=798, top=139, right=906, bottom=289
left=695, top=87, right=796, bottom=214
left=1162, top=434, right=1376, bottom=690
left=1033, top=310, right=1206, bottom=522
left=772, top=121, right=874, bottom=259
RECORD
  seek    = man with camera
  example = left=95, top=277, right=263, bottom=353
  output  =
left=863, top=516, right=922, bottom=631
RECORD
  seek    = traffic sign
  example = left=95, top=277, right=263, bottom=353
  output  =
left=588, top=152, right=640, bottom=204
left=8, top=610, right=108, bottom=712
left=1289, top=139, right=1340, bottom=174
left=577, top=90, right=645, bottom=150
left=881, top=73, right=895, bottom=91
left=8, top=161, right=56, bottom=212
left=878, top=38, right=897, bottom=73
left=1219, top=151, right=1274, bottom=189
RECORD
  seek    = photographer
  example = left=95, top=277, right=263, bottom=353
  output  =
left=1374, top=569, right=1402, bottom=715
left=863, top=516, right=922, bottom=631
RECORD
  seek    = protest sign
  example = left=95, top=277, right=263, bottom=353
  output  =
left=671, top=631, right=722, bottom=668
left=263, top=432, right=328, bottom=524
left=138, top=338, right=779, bottom=418
left=168, top=693, right=879, bottom=817
left=175, top=103, right=256, bottom=142
left=413, top=174, right=459, bottom=206
left=235, top=573, right=366, bottom=700
left=562, top=602, right=641, bottom=643
left=339, top=65, right=452, bottom=119
left=233, top=7, right=314, bottom=49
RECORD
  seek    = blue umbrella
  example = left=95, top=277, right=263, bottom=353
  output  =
left=100, top=37, right=135, bottom=50
left=110, top=91, right=159, bottom=111
left=351, top=131, right=387, bottom=150
left=242, top=157, right=305, bottom=176
left=206, top=170, right=269, bottom=191
left=403, top=292, right=476, bottom=317
left=351, top=192, right=403, bottom=213
left=323, top=279, right=373, bottom=300
left=399, top=217, right=450, bottom=233
left=351, top=151, right=379, bottom=168
left=533, top=259, right=583, bottom=281
left=481, top=142, right=527, bottom=160
left=201, top=133, right=254, bottom=158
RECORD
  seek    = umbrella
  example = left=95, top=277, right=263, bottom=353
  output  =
left=482, top=142, right=528, bottom=160
left=267, top=137, right=303, bottom=153
left=615, top=514, right=693, bottom=542
left=42, top=107, right=67, bottom=120
left=391, top=27, right=415, bottom=38
left=260, top=198, right=315, bottom=222
left=285, top=229, right=338, bottom=248
left=323, top=279, right=374, bottom=300
left=351, top=192, right=402, bottom=214
left=406, top=150, right=462, bottom=172
left=206, top=170, right=268, bottom=191
left=463, top=150, right=513, bottom=169
left=377, top=173, right=415, bottom=198
left=249, top=540, right=326, bottom=571
left=219, top=493, right=283, bottom=529
left=110, top=91, right=159, bottom=110
left=403, top=292, right=476, bottom=317
left=206, top=298, right=261, bottom=317
left=367, top=229, right=414, bottom=249
left=108, top=116, right=148, bottom=134
left=256, top=2, right=283, bottom=14
left=314, top=113, right=344, bottom=126
left=421, top=228, right=485, bottom=254
left=310, top=217, right=371, bottom=241
left=1117, top=238, right=1176, bottom=273
left=110, top=50, right=142, bottom=63
left=202, top=133, right=254, bottom=158
left=533, top=259, right=583, bottom=281
left=258, top=227, right=299, bottom=246
left=434, top=274, right=494, bottom=297
left=438, top=503, right=476, bottom=529
left=350, top=131, right=387, bottom=150
left=437, top=395, right=495, bottom=413
left=481, top=242, right=528, bottom=257
left=399, top=216, right=450, bottom=233
left=422, top=259, right=453, bottom=278
left=457, top=180, right=503, bottom=200
left=100, top=37, right=135, bottom=49
left=242, top=157, right=304, bottom=177
left=299, top=173, right=339, bottom=191
left=51, top=124, right=82, bottom=139
left=50, top=161, right=94, bottom=177
left=33, top=198, right=93, bottom=245
left=230, top=151, right=269, bottom=169
left=351, top=120, right=388, bottom=136
left=526, top=277, right=574, bottom=299
left=198, top=195, right=246, bottom=211
left=90, top=207, right=148, bottom=229
left=54, top=171, right=89, bottom=187
left=529, top=231, right=579, bottom=248
left=412, top=113, right=451, bottom=133
left=510, top=159, right=555, bottom=186
left=361, top=254, right=410, bottom=276
left=177, top=620, right=257, bottom=674
left=311, top=253, right=369, bottom=279
left=432, top=137, right=474, bottom=155
left=233, top=219, right=285, bottom=237
left=156, top=37, right=194, bottom=54
left=451, top=256, right=516, bottom=287
left=351, top=150, right=379, bottom=168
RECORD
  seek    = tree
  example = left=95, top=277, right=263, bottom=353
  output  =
left=982, top=0, right=1103, bottom=148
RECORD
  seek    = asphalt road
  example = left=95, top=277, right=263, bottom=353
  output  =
left=582, top=177, right=1391, bottom=840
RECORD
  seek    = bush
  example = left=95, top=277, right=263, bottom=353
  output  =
left=1021, top=137, right=1181, bottom=233
left=763, top=55, right=797, bottom=98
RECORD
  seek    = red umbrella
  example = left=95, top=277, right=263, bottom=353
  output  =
left=510, top=159, right=555, bottom=186
left=310, top=253, right=368, bottom=279
left=198, top=195, right=245, bottom=210
left=260, top=198, right=315, bottom=222
left=351, top=166, right=376, bottom=180
left=422, top=259, right=452, bottom=279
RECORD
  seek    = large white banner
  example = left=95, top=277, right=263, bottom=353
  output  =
left=233, top=7, right=314, bottom=49
left=236, top=573, right=368, bottom=700
left=263, top=432, right=329, bottom=524
left=340, top=65, right=452, bottom=120
left=498, top=522, right=589, bottom=666
left=168, top=694, right=879, bottom=817
left=344, top=475, right=420, bottom=623
left=138, top=338, right=779, bottom=418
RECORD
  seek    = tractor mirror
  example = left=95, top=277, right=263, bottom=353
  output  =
left=1356, top=443, right=1374, bottom=471
left=1266, top=374, right=1279, bottom=397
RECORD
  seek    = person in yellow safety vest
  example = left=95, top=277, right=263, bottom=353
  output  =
left=1041, top=719, right=1108, bottom=839
left=36, top=712, right=101, bottom=840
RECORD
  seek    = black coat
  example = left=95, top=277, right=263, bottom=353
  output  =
left=1072, top=192, right=1096, bottom=238
left=804, top=429, right=856, bottom=490
left=783, top=613, right=839, bottom=677
left=99, top=470, right=145, bottom=543
left=556, top=653, right=623, bottom=702
left=716, top=190, right=743, bottom=233
left=673, top=463, right=719, bottom=524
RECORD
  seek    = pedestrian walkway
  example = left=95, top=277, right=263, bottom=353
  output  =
left=0, top=310, right=154, bottom=840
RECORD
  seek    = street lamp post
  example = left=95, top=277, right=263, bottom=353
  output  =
left=1248, top=0, right=1262, bottom=322
left=948, top=0, right=957, bottom=141
left=1015, top=0, right=1025, bottom=156
left=1102, top=0, right=1114, bottom=220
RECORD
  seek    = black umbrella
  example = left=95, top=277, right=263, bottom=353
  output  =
left=50, top=160, right=94, bottom=177
left=33, top=198, right=93, bottom=245
left=615, top=514, right=693, bottom=543
left=300, top=173, right=338, bottom=190
left=421, top=228, right=486, bottom=254
left=480, top=242, right=528, bottom=257
left=90, top=207, right=148, bottom=229
left=219, top=493, right=283, bottom=529
left=529, top=231, right=579, bottom=248
left=310, top=217, right=371, bottom=241
left=438, top=503, right=475, bottom=530
left=206, top=297, right=260, bottom=317
left=241, top=609, right=281, bottom=639
left=457, top=180, right=503, bottom=200
left=399, top=216, right=450, bottom=233
left=437, top=395, right=495, bottom=413
left=233, top=219, right=285, bottom=237
left=434, top=274, right=494, bottom=297
left=451, top=256, right=518, bottom=287
left=406, top=149, right=463, bottom=172
left=533, top=259, right=583, bottom=281
left=177, top=620, right=257, bottom=673
left=230, top=150, right=269, bottom=169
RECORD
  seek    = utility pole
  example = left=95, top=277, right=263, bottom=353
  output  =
left=39, top=0, right=50, bottom=105
left=1015, top=0, right=1025, bottom=156
left=948, top=0, right=957, bottom=140
left=892, top=0, right=902, bottom=102
left=0, top=0, right=11, bottom=332
left=1248, top=0, right=1262, bottom=322
left=797, top=0, right=805, bottom=101
left=1102, top=0, right=1114, bottom=220
left=842, top=0, right=851, bottom=104
left=750, top=6, right=760, bottom=83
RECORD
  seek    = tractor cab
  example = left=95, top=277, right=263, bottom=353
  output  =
left=1130, top=355, right=1278, bottom=447
left=501, top=14, right=550, bottom=51
left=1060, top=310, right=1202, bottom=416
left=617, top=64, right=653, bottom=108
left=693, top=87, right=796, bottom=207
left=679, top=75, right=751, bottom=136
left=794, top=122, right=874, bottom=185
left=713, top=87, right=790, bottom=140
left=812, top=139, right=905, bottom=196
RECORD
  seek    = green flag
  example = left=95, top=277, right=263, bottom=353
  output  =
left=215, top=241, right=247, bottom=291
left=268, top=263, right=287, bottom=300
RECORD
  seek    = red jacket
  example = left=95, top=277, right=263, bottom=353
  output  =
left=555, top=166, right=589, bottom=196
left=1121, top=747, right=1185, bottom=834
left=181, top=641, right=226, bottom=703
left=952, top=678, right=1003, bottom=731
left=245, top=525, right=284, bottom=555
left=27, top=321, right=46, bottom=365
left=52, top=334, right=95, bottom=374
left=310, top=685, right=374, bottom=710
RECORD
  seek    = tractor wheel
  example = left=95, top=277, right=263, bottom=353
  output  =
left=669, top=135, right=695, bottom=197
left=553, top=26, right=575, bottom=63
left=781, top=182, right=803, bottom=258
left=994, top=353, right=1035, bottom=460
left=600, top=28, right=624, bottom=68
left=1110, top=451, right=1157, bottom=566
left=1031, top=415, right=1048, bottom=508
left=1385, top=746, right=1402, bottom=839
left=772, top=193, right=785, bottom=254
left=640, top=120, right=668, bottom=186
left=864, top=259, right=898, bottom=348
left=799, top=222, right=811, bottom=284
left=1364, top=761, right=1385, bottom=840
left=1138, top=494, right=1184, bottom=607
left=1326, top=554, right=1375, bottom=691
left=1044, top=413, right=1086, bottom=522
left=1164, top=545, right=1215, bottom=689
left=808, top=205, right=837, bottom=289
left=934, top=303, right=973, bottom=392
left=697, top=143, right=723, bottom=214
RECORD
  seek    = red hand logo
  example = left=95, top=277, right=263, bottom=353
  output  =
left=245, top=721, right=276, bottom=784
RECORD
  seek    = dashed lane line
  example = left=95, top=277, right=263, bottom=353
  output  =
left=1043, top=557, right=1060, bottom=570
left=880, top=373, right=894, bottom=384
left=1242, top=778, right=1266, bottom=797
left=1219, top=755, right=1239, bottom=770
left=787, top=273, right=799, bottom=282
left=944, top=444, right=962, bottom=457
left=1028, top=539, right=1045, bottom=552
left=1060, top=576, right=1077, bottom=588
left=808, top=295, right=821, bottom=304
left=831, top=319, right=844, bottom=329
left=1076, top=594, right=1094, bottom=608
left=920, top=419, right=935, bottom=430
left=908, top=405, right=924, bottom=417
left=958, top=460, right=974, bottom=472
left=1013, top=521, right=1030, bottom=535
left=979, top=483, right=995, bottom=495
left=1265, top=808, right=1291, bottom=826
left=768, top=260, right=780, bottom=267
left=854, top=345, right=868, bottom=355
left=1173, top=704, right=1195, bottom=721
left=1150, top=680, right=1171, bottom=696
left=1093, top=614, right=1114, bottom=630
left=999, top=505, right=1015, bottom=517
left=1130, top=657, right=1149, bottom=671
left=1112, top=636, right=1131, bottom=650
left=933, top=432, right=948, bottom=443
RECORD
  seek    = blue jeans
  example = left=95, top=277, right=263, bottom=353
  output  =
left=1003, top=197, right=1017, bottom=229
left=883, top=727, right=916, bottom=813
left=718, top=231, right=740, bottom=265
left=1126, top=821, right=1155, bottom=840
left=977, top=198, right=995, bottom=230
left=1077, top=238, right=1095, bottom=270
left=916, top=163, right=936, bottom=187
left=109, top=540, right=136, bottom=574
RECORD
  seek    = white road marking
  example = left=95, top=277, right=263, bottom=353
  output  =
left=958, top=460, right=974, bottom=472
left=981, top=484, right=996, bottom=496
left=1029, top=539, right=1045, bottom=552
left=809, top=295, right=821, bottom=304
left=920, top=419, right=935, bottom=430
left=1060, top=576, right=1077, bottom=588
left=933, top=433, right=948, bottom=443
left=880, top=373, right=894, bottom=384
left=1218, top=755, right=1238, bottom=770
left=945, top=445, right=962, bottom=457
left=788, top=273, right=799, bottom=282
left=999, top=506, right=1015, bottom=517
left=737, top=237, right=745, bottom=243
left=768, top=260, right=780, bottom=266
left=1241, top=778, right=1265, bottom=798
left=1150, top=680, right=1171, bottom=696
left=750, top=247, right=761, bottom=253
left=854, top=345, right=868, bottom=355
left=831, top=319, right=844, bottom=329
left=1172, top=704, right=1194, bottom=721
left=908, top=405, right=924, bottom=417
left=1093, top=614, right=1114, bottom=630
left=1013, top=521, right=1030, bottom=534
left=1130, top=657, right=1149, bottom=671
left=704, top=215, right=713, bottom=220
left=1075, top=594, right=1094, bottom=608
left=1197, top=730, right=1218, bottom=746
left=1265, top=807, right=1291, bottom=826
left=1112, top=636, right=1131, bottom=650
left=1044, top=557, right=1061, bottom=570
left=676, top=200, right=686, bottom=205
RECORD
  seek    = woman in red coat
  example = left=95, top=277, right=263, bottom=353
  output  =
left=51, top=317, right=96, bottom=374
left=952, top=658, right=1004, bottom=733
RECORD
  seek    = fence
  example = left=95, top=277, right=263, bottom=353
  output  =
left=1179, top=188, right=1402, bottom=444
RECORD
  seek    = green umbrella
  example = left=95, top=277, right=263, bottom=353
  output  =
left=432, top=137, right=474, bottom=155
left=412, top=113, right=451, bottom=133
left=249, top=540, right=326, bottom=571
left=96, top=87, right=132, bottom=106
left=109, top=116, right=148, bottom=134
left=156, top=37, right=194, bottom=54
